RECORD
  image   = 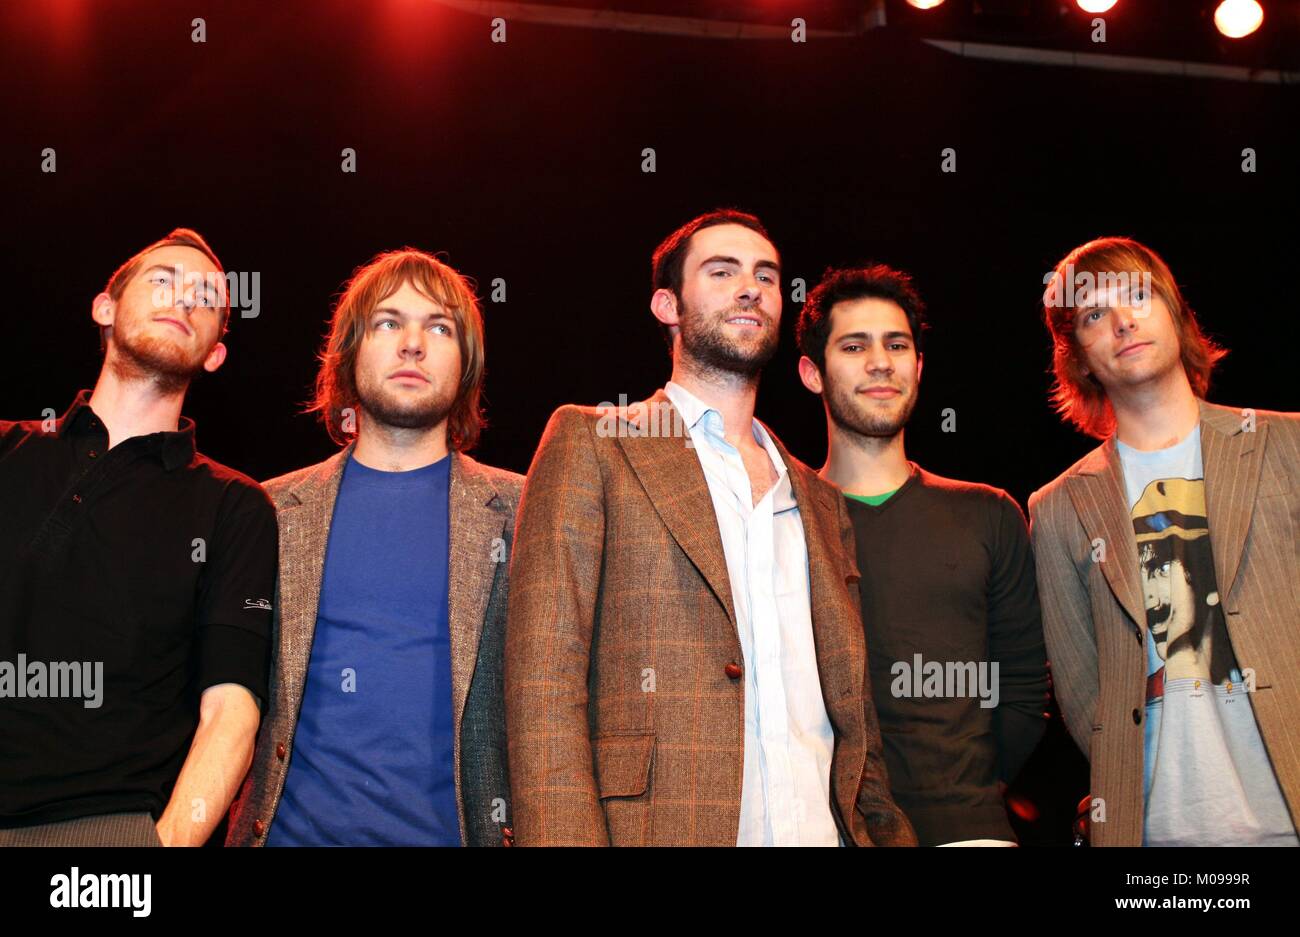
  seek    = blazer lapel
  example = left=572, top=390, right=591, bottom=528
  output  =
left=616, top=389, right=737, bottom=627
left=447, top=452, right=505, bottom=766
left=1199, top=400, right=1269, bottom=603
left=1065, top=440, right=1147, bottom=631
left=765, top=427, right=857, bottom=664
left=276, top=444, right=354, bottom=705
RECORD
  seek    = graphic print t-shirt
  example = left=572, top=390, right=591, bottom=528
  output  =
left=1117, top=427, right=1297, bottom=846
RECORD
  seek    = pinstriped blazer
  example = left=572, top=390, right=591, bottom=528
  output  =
left=1029, top=399, right=1300, bottom=846
left=225, top=444, right=524, bottom=847
left=504, top=390, right=916, bottom=846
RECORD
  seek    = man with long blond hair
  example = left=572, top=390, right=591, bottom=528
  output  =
left=1029, top=236, right=1300, bottom=847
left=226, top=249, right=523, bottom=847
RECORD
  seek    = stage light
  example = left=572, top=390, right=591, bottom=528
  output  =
left=1214, top=0, right=1264, bottom=39
left=1076, top=0, right=1118, bottom=12
left=906, top=0, right=946, bottom=9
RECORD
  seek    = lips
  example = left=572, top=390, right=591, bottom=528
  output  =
left=860, top=386, right=901, bottom=398
left=154, top=317, right=191, bottom=336
left=725, top=315, right=764, bottom=328
left=1117, top=342, right=1152, bottom=358
left=389, top=370, right=430, bottom=383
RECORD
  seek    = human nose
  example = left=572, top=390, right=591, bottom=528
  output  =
left=864, top=342, right=893, bottom=374
left=1113, top=306, right=1139, bottom=336
left=398, top=323, right=426, bottom=359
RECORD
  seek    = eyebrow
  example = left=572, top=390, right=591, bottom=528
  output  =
left=835, top=330, right=914, bottom=343
left=141, top=264, right=220, bottom=294
left=371, top=306, right=453, bottom=320
left=698, top=255, right=782, bottom=277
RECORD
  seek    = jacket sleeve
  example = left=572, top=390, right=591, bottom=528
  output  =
left=504, top=406, right=608, bottom=845
left=987, top=493, right=1050, bottom=783
left=836, top=492, right=918, bottom=846
left=1028, top=487, right=1099, bottom=760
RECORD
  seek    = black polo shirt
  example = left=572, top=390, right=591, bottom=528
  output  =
left=0, top=390, right=276, bottom=827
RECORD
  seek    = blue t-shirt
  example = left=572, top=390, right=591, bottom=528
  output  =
left=1117, top=427, right=1296, bottom=846
left=268, top=453, right=460, bottom=846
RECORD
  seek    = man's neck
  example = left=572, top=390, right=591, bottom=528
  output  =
left=1109, top=370, right=1201, bottom=451
left=88, top=366, right=187, bottom=450
left=352, top=418, right=450, bottom=472
left=820, top=420, right=911, bottom=497
left=670, top=357, right=760, bottom=448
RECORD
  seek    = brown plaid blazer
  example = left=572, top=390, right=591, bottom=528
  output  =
left=504, top=389, right=916, bottom=846
left=1029, top=400, right=1300, bottom=846
left=226, top=444, right=524, bottom=847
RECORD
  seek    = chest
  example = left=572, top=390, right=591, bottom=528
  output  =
left=739, top=445, right=778, bottom=506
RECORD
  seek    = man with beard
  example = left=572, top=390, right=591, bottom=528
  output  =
left=796, top=264, right=1048, bottom=846
left=1030, top=237, right=1299, bottom=846
left=226, top=249, right=522, bottom=846
left=505, top=210, right=915, bottom=846
left=0, top=229, right=276, bottom=846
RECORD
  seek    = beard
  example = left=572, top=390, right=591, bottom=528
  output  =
left=109, top=324, right=207, bottom=395
left=356, top=370, right=457, bottom=432
left=678, top=299, right=779, bottom=379
left=826, top=377, right=919, bottom=440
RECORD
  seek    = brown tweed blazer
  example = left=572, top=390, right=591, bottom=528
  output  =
left=504, top=389, right=916, bottom=846
left=1029, top=400, right=1300, bottom=846
left=226, top=444, right=524, bottom=847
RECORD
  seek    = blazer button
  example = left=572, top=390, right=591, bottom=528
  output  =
left=253, top=819, right=266, bottom=837
left=276, top=742, right=287, bottom=760
left=502, top=826, right=515, bottom=847
left=1132, top=708, right=1142, bottom=725
left=725, top=662, right=743, bottom=680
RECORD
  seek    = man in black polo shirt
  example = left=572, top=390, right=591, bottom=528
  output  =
left=796, top=264, right=1049, bottom=845
left=0, top=229, right=276, bottom=846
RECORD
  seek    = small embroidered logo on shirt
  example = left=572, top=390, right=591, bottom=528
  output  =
left=243, top=598, right=272, bottom=611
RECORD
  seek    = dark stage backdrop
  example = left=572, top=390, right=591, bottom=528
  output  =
left=2, top=1, right=1296, bottom=844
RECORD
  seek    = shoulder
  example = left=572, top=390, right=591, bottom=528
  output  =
left=1206, top=400, right=1300, bottom=440
left=0, top=417, right=52, bottom=458
left=915, top=467, right=1015, bottom=508
left=915, top=469, right=1031, bottom=536
left=191, top=453, right=277, bottom=517
left=456, top=451, right=526, bottom=503
left=1028, top=444, right=1103, bottom=518
left=260, top=455, right=341, bottom=508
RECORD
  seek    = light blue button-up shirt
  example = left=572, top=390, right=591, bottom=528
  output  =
left=663, top=382, right=839, bottom=846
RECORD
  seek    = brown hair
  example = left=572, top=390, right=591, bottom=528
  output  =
left=101, top=228, right=228, bottom=346
left=1042, top=237, right=1226, bottom=439
left=650, top=208, right=773, bottom=352
left=309, top=248, right=486, bottom=451
left=797, top=264, right=927, bottom=372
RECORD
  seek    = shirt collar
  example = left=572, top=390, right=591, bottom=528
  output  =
left=58, top=389, right=197, bottom=471
left=663, top=381, right=790, bottom=487
left=663, top=381, right=713, bottom=433
left=664, top=381, right=770, bottom=446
